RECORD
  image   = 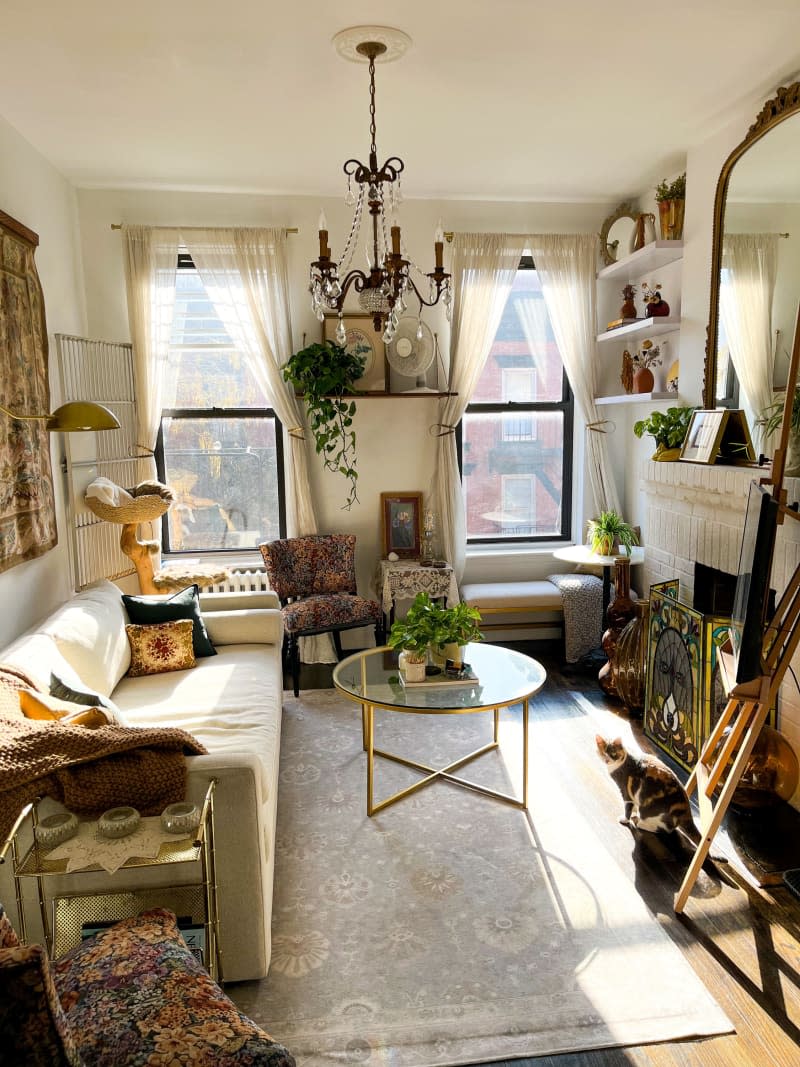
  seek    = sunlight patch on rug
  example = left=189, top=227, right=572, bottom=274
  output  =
left=230, top=689, right=732, bottom=1065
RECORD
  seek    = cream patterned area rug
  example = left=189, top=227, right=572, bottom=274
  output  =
left=231, top=689, right=732, bottom=1066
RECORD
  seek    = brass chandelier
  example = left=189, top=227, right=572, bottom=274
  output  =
left=310, top=31, right=452, bottom=345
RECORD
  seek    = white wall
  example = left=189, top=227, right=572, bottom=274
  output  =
left=75, top=189, right=610, bottom=607
left=0, top=116, right=87, bottom=649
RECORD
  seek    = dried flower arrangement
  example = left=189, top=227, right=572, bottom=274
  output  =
left=633, top=339, right=662, bottom=370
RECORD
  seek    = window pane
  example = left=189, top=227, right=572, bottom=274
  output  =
left=163, top=269, right=268, bottom=409
left=160, top=416, right=281, bottom=551
left=471, top=270, right=562, bottom=403
left=463, top=411, right=564, bottom=539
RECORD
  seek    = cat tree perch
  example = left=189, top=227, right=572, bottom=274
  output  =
left=85, top=480, right=229, bottom=594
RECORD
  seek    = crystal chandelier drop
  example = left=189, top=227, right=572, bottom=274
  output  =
left=309, top=32, right=452, bottom=346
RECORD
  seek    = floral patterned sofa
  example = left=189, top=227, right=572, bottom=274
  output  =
left=0, top=903, right=294, bottom=1066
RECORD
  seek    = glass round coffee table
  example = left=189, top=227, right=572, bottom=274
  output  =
left=333, top=642, right=546, bottom=816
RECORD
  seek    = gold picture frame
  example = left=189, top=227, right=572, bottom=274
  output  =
left=380, top=492, right=422, bottom=559
left=322, top=313, right=386, bottom=392
left=679, top=409, right=755, bottom=465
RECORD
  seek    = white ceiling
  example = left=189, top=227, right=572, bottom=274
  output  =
left=1, top=1, right=800, bottom=203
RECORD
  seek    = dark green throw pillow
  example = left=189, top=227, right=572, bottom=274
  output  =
left=121, top=584, right=216, bottom=658
left=49, top=673, right=117, bottom=711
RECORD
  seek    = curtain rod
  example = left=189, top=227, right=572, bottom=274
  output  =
left=110, top=223, right=298, bottom=233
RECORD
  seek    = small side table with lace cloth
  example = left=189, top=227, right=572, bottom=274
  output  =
left=373, top=559, right=459, bottom=629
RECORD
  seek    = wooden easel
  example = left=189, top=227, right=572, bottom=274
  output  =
left=675, top=303, right=800, bottom=913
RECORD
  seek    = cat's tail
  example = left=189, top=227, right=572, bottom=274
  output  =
left=677, top=814, right=730, bottom=866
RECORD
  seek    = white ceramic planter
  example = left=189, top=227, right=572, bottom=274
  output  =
left=399, top=651, right=427, bottom=682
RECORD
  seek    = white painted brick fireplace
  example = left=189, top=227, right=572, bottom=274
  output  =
left=641, top=460, right=800, bottom=807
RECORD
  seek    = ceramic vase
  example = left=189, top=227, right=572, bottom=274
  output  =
left=430, top=641, right=465, bottom=668
left=399, top=651, right=426, bottom=682
left=658, top=199, right=685, bottom=240
left=633, top=367, right=654, bottom=393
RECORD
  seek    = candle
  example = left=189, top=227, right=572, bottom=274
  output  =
left=318, top=211, right=329, bottom=259
left=391, top=225, right=401, bottom=256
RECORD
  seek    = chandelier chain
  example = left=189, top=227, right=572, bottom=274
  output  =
left=368, top=55, right=378, bottom=159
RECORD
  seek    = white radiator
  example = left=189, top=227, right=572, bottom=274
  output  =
left=212, top=568, right=270, bottom=594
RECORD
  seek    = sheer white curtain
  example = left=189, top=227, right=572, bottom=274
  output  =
left=430, top=233, right=527, bottom=580
left=720, top=233, right=779, bottom=446
left=182, top=228, right=333, bottom=664
left=528, top=233, right=620, bottom=516
left=180, top=227, right=318, bottom=536
left=121, top=225, right=180, bottom=477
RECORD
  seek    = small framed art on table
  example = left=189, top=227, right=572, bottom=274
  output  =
left=380, top=492, right=422, bottom=558
left=323, top=313, right=386, bottom=392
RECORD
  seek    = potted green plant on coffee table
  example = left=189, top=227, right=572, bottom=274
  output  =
left=387, top=592, right=441, bottom=681
left=388, top=593, right=483, bottom=676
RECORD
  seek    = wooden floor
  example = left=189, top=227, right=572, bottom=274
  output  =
left=290, top=642, right=800, bottom=1067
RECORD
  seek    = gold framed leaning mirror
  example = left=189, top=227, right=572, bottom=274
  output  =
left=599, top=202, right=638, bottom=266
left=703, top=81, right=800, bottom=409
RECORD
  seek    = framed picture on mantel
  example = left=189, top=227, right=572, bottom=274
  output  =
left=679, top=409, right=755, bottom=465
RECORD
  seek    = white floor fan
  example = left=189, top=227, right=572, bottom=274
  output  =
left=386, top=317, right=437, bottom=392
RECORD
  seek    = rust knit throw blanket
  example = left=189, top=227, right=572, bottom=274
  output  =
left=0, top=716, right=207, bottom=839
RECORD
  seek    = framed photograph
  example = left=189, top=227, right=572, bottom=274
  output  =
left=380, top=492, right=422, bottom=559
left=679, top=409, right=727, bottom=464
left=323, top=313, right=386, bottom=392
left=679, top=408, right=755, bottom=465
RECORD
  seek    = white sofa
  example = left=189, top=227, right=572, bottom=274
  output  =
left=0, top=579, right=284, bottom=982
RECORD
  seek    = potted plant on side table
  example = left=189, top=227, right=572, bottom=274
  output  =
left=586, top=511, right=638, bottom=557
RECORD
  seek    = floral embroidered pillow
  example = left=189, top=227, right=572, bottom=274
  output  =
left=125, top=620, right=196, bottom=677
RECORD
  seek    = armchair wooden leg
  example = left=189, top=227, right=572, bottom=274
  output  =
left=289, top=634, right=301, bottom=698
left=332, top=631, right=344, bottom=661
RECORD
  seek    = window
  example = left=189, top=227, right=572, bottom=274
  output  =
left=155, top=259, right=285, bottom=553
left=460, top=262, right=573, bottom=544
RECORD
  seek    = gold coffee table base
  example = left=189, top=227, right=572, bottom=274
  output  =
left=362, top=702, right=528, bottom=816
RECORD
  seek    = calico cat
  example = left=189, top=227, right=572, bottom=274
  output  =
left=595, top=734, right=701, bottom=846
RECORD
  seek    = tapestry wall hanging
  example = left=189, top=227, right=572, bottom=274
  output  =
left=0, top=209, right=57, bottom=573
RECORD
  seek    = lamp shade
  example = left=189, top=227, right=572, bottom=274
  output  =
left=45, top=402, right=120, bottom=432
left=1, top=399, right=120, bottom=431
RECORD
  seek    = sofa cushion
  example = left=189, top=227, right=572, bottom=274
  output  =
left=39, top=580, right=131, bottom=696
left=112, top=646, right=281, bottom=798
left=18, top=690, right=123, bottom=728
left=122, top=585, right=217, bottom=658
left=126, top=620, right=196, bottom=677
left=49, top=673, right=121, bottom=715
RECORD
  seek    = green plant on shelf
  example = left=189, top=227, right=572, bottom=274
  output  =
left=633, top=404, right=695, bottom=458
left=282, top=340, right=366, bottom=509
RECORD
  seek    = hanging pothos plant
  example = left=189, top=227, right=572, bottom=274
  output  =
left=283, top=340, right=366, bottom=509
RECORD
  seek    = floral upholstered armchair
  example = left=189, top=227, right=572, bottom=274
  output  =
left=259, top=534, right=384, bottom=696
left=0, top=904, right=295, bottom=1066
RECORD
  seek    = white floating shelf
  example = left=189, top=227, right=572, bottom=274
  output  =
left=597, top=316, right=681, bottom=343
left=594, top=392, right=674, bottom=405
left=597, top=240, right=684, bottom=280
